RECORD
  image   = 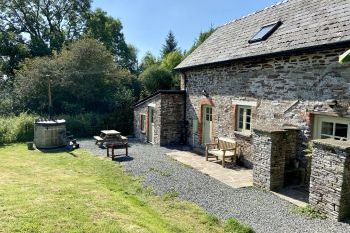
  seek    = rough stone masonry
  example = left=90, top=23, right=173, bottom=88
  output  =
left=309, top=139, right=350, bottom=221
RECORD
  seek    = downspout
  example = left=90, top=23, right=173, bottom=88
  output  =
left=182, top=73, right=188, bottom=145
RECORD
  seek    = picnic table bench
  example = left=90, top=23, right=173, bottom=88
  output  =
left=94, top=130, right=127, bottom=147
left=205, top=137, right=238, bottom=167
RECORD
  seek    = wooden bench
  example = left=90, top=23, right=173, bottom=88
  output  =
left=205, top=137, right=238, bottom=167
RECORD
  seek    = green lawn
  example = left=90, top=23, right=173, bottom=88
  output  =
left=0, top=144, right=253, bottom=233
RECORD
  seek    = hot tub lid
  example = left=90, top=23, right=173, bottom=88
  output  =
left=35, top=119, right=66, bottom=126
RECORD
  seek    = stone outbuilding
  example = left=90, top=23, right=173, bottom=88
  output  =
left=134, top=90, right=185, bottom=146
left=134, top=0, right=350, bottom=221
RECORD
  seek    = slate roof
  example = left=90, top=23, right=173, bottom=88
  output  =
left=176, top=0, right=350, bottom=70
left=134, top=90, right=185, bottom=107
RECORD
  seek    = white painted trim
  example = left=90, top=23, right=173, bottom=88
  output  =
left=313, top=115, right=350, bottom=140
left=148, top=103, right=156, bottom=107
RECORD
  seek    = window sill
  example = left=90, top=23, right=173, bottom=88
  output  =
left=234, top=131, right=252, bottom=138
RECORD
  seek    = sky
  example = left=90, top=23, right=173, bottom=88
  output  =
left=92, top=0, right=280, bottom=59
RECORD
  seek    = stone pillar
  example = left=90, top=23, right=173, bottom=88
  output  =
left=252, top=129, right=286, bottom=191
left=309, top=139, right=350, bottom=221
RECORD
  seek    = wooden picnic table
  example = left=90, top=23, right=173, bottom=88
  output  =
left=94, top=130, right=127, bottom=147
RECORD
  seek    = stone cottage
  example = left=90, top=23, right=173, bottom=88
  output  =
left=134, top=0, right=350, bottom=221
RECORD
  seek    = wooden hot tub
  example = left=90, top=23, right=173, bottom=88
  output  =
left=34, top=119, right=67, bottom=149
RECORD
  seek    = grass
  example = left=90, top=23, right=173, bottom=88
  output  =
left=224, top=218, right=254, bottom=233
left=0, top=144, right=253, bottom=233
left=163, top=191, right=179, bottom=201
left=294, top=205, right=327, bottom=220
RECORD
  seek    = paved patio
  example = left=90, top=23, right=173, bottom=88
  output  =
left=167, top=151, right=253, bottom=188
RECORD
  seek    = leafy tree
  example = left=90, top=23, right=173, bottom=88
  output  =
left=161, top=31, right=178, bottom=58
left=0, top=31, right=29, bottom=76
left=161, top=51, right=184, bottom=71
left=14, top=38, right=136, bottom=115
left=140, top=52, right=158, bottom=71
left=85, top=8, right=138, bottom=73
left=0, top=0, right=92, bottom=74
left=186, top=27, right=215, bottom=56
left=139, top=65, right=173, bottom=96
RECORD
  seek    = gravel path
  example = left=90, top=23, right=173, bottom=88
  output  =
left=80, top=139, right=350, bottom=233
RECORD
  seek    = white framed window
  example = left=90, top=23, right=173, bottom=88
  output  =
left=140, top=114, right=146, bottom=133
left=237, top=106, right=252, bottom=132
left=314, top=115, right=350, bottom=141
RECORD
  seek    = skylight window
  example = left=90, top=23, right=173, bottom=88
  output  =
left=249, top=21, right=282, bottom=43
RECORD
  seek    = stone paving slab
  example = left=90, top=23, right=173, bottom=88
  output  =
left=167, top=151, right=253, bottom=188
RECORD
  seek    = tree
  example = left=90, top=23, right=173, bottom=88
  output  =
left=0, top=0, right=91, bottom=74
left=161, top=51, right=184, bottom=71
left=139, top=65, right=173, bottom=96
left=85, top=8, right=138, bottom=73
left=140, top=52, right=158, bottom=71
left=14, top=38, right=136, bottom=115
left=186, top=27, right=215, bottom=56
left=161, top=31, right=178, bottom=58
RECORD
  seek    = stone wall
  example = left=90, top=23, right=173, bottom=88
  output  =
left=309, top=139, right=350, bottom=221
left=253, top=129, right=286, bottom=190
left=134, top=95, right=162, bottom=144
left=182, top=47, right=350, bottom=167
left=160, top=93, right=185, bottom=145
left=134, top=92, right=185, bottom=146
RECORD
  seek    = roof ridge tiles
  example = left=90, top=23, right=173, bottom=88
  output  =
left=221, top=0, right=291, bottom=27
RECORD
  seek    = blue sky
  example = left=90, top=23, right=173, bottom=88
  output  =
left=92, top=0, right=279, bottom=59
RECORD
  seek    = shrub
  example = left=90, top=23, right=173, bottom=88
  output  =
left=59, top=112, right=133, bottom=138
left=0, top=113, right=36, bottom=144
left=224, top=218, right=254, bottom=233
left=0, top=112, right=133, bottom=144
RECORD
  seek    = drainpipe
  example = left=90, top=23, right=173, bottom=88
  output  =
left=182, top=73, right=188, bottom=145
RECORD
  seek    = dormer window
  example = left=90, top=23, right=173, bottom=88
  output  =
left=249, top=21, right=282, bottom=43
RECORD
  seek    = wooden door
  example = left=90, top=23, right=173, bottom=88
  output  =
left=202, top=105, right=213, bottom=145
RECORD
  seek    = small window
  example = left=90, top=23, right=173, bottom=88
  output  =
left=140, top=114, right=146, bottom=133
left=249, top=21, right=282, bottom=44
left=314, top=115, right=350, bottom=141
left=206, top=107, right=213, bottom=122
left=237, top=106, right=252, bottom=132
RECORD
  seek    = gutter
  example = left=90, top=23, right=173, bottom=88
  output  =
left=175, top=40, right=350, bottom=72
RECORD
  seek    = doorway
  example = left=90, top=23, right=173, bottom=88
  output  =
left=202, top=105, right=213, bottom=145
left=148, top=106, right=155, bottom=143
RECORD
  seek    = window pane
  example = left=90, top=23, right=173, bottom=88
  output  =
left=239, top=121, right=243, bottom=129
left=251, top=25, right=275, bottom=40
left=321, top=122, right=333, bottom=136
left=246, top=108, right=252, bottom=116
left=246, top=115, right=251, bottom=123
left=321, top=135, right=332, bottom=139
left=246, top=123, right=251, bottom=130
left=335, top=123, right=348, bottom=139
